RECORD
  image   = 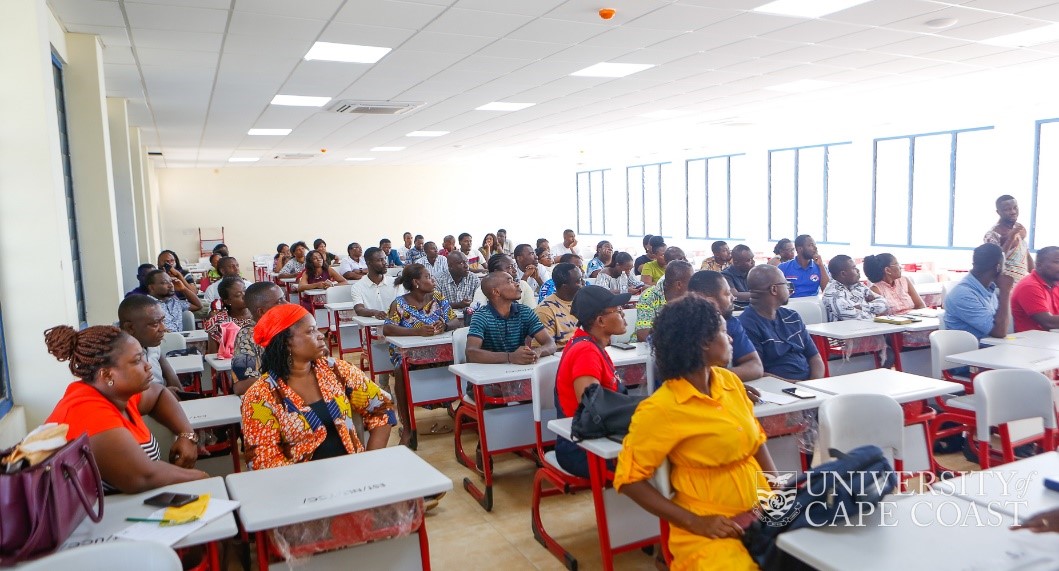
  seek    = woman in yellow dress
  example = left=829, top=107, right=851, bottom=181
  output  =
left=615, top=295, right=776, bottom=570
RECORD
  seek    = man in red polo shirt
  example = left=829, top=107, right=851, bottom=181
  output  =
left=1011, top=247, right=1059, bottom=332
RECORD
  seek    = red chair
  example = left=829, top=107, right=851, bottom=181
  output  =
left=972, top=369, right=1058, bottom=469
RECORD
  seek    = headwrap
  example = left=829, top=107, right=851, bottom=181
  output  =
left=253, top=304, right=309, bottom=347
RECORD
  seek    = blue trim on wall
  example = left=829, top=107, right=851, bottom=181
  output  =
left=1029, top=118, right=1059, bottom=252
left=768, top=142, right=851, bottom=242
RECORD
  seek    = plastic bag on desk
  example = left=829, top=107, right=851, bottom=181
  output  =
left=616, top=363, right=646, bottom=388
left=268, top=498, right=424, bottom=566
left=759, top=410, right=817, bottom=452
left=403, top=343, right=453, bottom=365
left=479, top=379, right=533, bottom=404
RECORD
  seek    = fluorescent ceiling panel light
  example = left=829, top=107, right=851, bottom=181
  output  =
left=228, top=157, right=259, bottom=162
left=570, top=62, right=655, bottom=78
left=753, top=0, right=871, bottom=19
left=982, top=24, right=1059, bottom=47
left=345, top=157, right=376, bottom=161
left=475, top=102, right=535, bottom=111
left=270, top=94, right=331, bottom=107
left=406, top=131, right=450, bottom=137
left=371, top=146, right=405, bottom=152
left=247, top=128, right=291, bottom=136
left=765, top=79, right=838, bottom=93
left=304, top=41, right=391, bottom=63
left=640, top=110, right=690, bottom=119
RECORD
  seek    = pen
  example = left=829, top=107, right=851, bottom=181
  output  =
left=125, top=517, right=173, bottom=523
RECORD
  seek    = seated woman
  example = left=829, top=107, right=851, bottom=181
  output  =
left=296, top=249, right=347, bottom=312
left=615, top=295, right=775, bottom=570
left=158, top=249, right=195, bottom=284
left=272, top=243, right=291, bottom=274
left=767, top=238, right=795, bottom=266
left=383, top=264, right=462, bottom=447
left=594, top=251, right=646, bottom=295
left=864, top=253, right=929, bottom=347
left=43, top=324, right=208, bottom=493
left=240, top=304, right=396, bottom=469
left=478, top=233, right=499, bottom=263
left=203, top=277, right=254, bottom=353
left=278, top=241, right=309, bottom=279
left=554, top=286, right=631, bottom=478
left=586, top=240, right=614, bottom=278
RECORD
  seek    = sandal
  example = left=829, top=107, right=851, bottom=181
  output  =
left=423, top=491, right=446, bottom=512
left=428, top=422, right=453, bottom=435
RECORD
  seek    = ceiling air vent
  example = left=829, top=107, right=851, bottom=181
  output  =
left=273, top=153, right=317, bottom=160
left=326, top=100, right=422, bottom=115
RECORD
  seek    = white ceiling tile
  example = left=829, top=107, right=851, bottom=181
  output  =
left=498, top=59, right=589, bottom=82
left=884, top=5, right=1000, bottom=33
left=124, top=3, right=228, bottom=33
left=581, top=26, right=687, bottom=48
left=641, top=30, right=743, bottom=52
left=623, top=61, right=704, bottom=81
left=425, top=8, right=533, bottom=37
left=136, top=47, right=219, bottom=68
left=921, top=42, right=1013, bottom=61
left=255, top=106, right=324, bottom=127
left=234, top=0, right=345, bottom=20
left=897, top=62, right=980, bottom=78
left=961, top=48, right=1057, bottom=67
left=596, top=47, right=691, bottom=66
left=507, top=18, right=610, bottom=43
left=368, top=49, right=466, bottom=79
left=132, top=29, right=224, bottom=51
left=477, top=39, right=569, bottom=59
left=760, top=19, right=872, bottom=43
left=399, top=32, right=495, bottom=54
left=448, top=55, right=533, bottom=74
left=454, top=0, right=566, bottom=16
left=819, top=27, right=921, bottom=49
left=1019, top=4, right=1059, bottom=22
left=708, top=37, right=801, bottom=58
left=102, top=46, right=136, bottom=65
left=766, top=43, right=852, bottom=63
left=333, top=0, right=447, bottom=29
left=128, top=0, right=229, bottom=8
left=509, top=77, right=609, bottom=100
left=824, top=0, right=946, bottom=26
left=50, top=0, right=125, bottom=27
left=338, top=76, right=422, bottom=100
left=963, top=0, right=1055, bottom=15
left=222, top=34, right=311, bottom=58
left=545, top=0, right=672, bottom=25
left=624, top=3, right=735, bottom=30
left=677, top=0, right=775, bottom=9
left=547, top=43, right=638, bottom=63
left=228, top=12, right=328, bottom=41
left=103, top=63, right=145, bottom=97
left=816, top=50, right=900, bottom=68
left=717, top=58, right=797, bottom=76
left=281, top=61, right=370, bottom=97
left=64, top=25, right=131, bottom=47
left=698, top=11, right=803, bottom=36
left=940, top=16, right=1048, bottom=41
left=860, top=56, right=941, bottom=73
left=815, top=67, right=894, bottom=83
left=318, top=22, right=418, bottom=47
left=875, top=35, right=971, bottom=56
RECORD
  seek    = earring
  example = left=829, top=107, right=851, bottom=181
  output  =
left=287, top=354, right=294, bottom=369
left=107, top=380, right=114, bottom=387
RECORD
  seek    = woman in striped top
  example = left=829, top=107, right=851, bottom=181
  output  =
left=44, top=325, right=207, bottom=493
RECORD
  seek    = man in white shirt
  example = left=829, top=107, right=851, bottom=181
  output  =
left=514, top=243, right=548, bottom=294
left=350, top=246, right=398, bottom=390
left=551, top=229, right=581, bottom=259
left=396, top=232, right=414, bottom=264
left=204, top=256, right=252, bottom=306
left=338, top=242, right=368, bottom=280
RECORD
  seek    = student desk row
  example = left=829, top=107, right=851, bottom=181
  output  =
left=179, top=395, right=242, bottom=474
left=804, top=318, right=941, bottom=377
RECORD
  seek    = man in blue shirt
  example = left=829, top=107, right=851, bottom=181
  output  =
left=777, top=234, right=829, bottom=298
left=687, top=270, right=764, bottom=382
left=379, top=238, right=404, bottom=266
left=943, top=243, right=1013, bottom=340
left=740, top=265, right=825, bottom=381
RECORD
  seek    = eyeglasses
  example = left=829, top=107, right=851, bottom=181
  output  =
left=600, top=307, right=623, bottom=317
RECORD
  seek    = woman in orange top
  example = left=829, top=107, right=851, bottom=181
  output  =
left=44, top=325, right=207, bottom=493
left=615, top=295, right=775, bottom=570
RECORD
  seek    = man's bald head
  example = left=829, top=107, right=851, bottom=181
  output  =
left=480, top=271, right=510, bottom=299
left=747, top=264, right=784, bottom=291
left=663, top=247, right=686, bottom=264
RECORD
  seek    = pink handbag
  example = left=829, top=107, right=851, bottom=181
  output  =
left=0, top=433, right=104, bottom=565
left=217, top=321, right=241, bottom=359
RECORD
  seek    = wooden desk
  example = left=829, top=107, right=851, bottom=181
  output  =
left=805, top=320, right=908, bottom=375
left=225, top=447, right=451, bottom=571
left=386, top=331, right=458, bottom=451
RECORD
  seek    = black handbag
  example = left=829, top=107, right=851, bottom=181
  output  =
left=570, top=383, right=646, bottom=443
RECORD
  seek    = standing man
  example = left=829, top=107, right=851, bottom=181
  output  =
left=145, top=269, right=203, bottom=332
left=496, top=229, right=514, bottom=255
left=231, top=282, right=287, bottom=395
left=339, top=242, right=367, bottom=281
left=985, top=194, right=1034, bottom=282
left=534, top=263, right=583, bottom=349
left=740, top=265, right=824, bottom=381
left=778, top=234, right=829, bottom=298
left=687, top=271, right=764, bottom=382
left=514, top=243, right=547, bottom=294
left=722, top=244, right=755, bottom=310
left=943, top=243, right=1013, bottom=340
left=436, top=251, right=480, bottom=311
left=1011, top=247, right=1059, bottom=332
left=700, top=240, right=732, bottom=272
left=551, top=229, right=581, bottom=260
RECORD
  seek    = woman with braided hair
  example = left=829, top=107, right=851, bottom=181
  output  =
left=43, top=324, right=208, bottom=493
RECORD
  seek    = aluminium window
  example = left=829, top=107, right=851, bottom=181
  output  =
left=626, top=162, right=675, bottom=237
left=1031, top=118, right=1059, bottom=251
left=686, top=154, right=745, bottom=240
left=575, top=169, right=608, bottom=236
left=767, top=142, right=852, bottom=244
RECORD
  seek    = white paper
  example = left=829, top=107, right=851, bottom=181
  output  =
left=754, top=390, right=802, bottom=406
left=113, top=498, right=239, bottom=546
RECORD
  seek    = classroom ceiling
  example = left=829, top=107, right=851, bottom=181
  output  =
left=47, top=0, right=1059, bottom=167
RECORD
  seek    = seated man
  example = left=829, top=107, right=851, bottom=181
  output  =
left=944, top=243, right=1013, bottom=339
left=408, top=234, right=427, bottom=265
left=472, top=254, right=538, bottom=309
left=126, top=263, right=156, bottom=297
left=687, top=270, right=764, bottom=382
left=1011, top=246, right=1059, bottom=332
left=638, top=236, right=668, bottom=285
left=351, top=247, right=398, bottom=389
left=550, top=228, right=581, bottom=260
left=821, top=255, right=888, bottom=322
left=466, top=272, right=556, bottom=365
left=380, top=238, right=404, bottom=267
left=700, top=240, right=732, bottom=272
left=778, top=234, right=830, bottom=297
left=537, top=253, right=582, bottom=302
left=204, top=256, right=252, bottom=306
left=396, top=231, right=414, bottom=263
left=514, top=243, right=547, bottom=294
left=423, top=241, right=447, bottom=276
left=438, top=235, right=456, bottom=257
left=145, top=269, right=202, bottom=332
left=119, top=294, right=184, bottom=395
left=534, top=263, right=582, bottom=349
left=436, top=251, right=480, bottom=311
left=722, top=244, right=755, bottom=310
left=338, top=242, right=368, bottom=280
left=231, top=282, right=287, bottom=395
left=635, top=261, right=693, bottom=342
left=740, top=265, right=824, bottom=381
left=459, top=232, right=485, bottom=274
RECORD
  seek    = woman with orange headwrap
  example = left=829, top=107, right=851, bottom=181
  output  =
left=240, top=304, right=396, bottom=469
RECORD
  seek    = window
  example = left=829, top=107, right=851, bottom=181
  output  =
left=53, top=55, right=87, bottom=327
left=767, top=142, right=852, bottom=244
left=871, top=126, right=994, bottom=248
left=575, top=169, right=607, bottom=236
left=686, top=154, right=744, bottom=240
left=626, top=162, right=674, bottom=237
left=1032, top=118, right=1059, bottom=251
left=0, top=301, right=10, bottom=419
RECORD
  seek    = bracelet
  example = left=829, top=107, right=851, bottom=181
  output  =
left=506, top=352, right=511, bottom=363
left=176, top=432, right=199, bottom=445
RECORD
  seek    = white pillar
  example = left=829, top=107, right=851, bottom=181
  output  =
left=130, top=126, right=154, bottom=262
left=107, top=97, right=141, bottom=292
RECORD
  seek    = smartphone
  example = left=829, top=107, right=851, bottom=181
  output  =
left=144, top=492, right=199, bottom=508
left=611, top=342, right=635, bottom=350
left=782, top=387, right=816, bottom=400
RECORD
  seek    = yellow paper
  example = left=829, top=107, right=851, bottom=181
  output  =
left=162, top=493, right=210, bottom=526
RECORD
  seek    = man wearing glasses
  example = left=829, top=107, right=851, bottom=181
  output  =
left=738, top=265, right=824, bottom=381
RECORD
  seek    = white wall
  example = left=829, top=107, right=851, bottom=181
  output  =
left=156, top=162, right=573, bottom=265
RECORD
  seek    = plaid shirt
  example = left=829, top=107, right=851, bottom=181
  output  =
left=436, top=271, right=480, bottom=306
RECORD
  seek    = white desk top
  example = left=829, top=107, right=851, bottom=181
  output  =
left=180, top=330, right=208, bottom=343
left=805, top=320, right=906, bottom=340
left=916, top=282, right=944, bottom=295
left=61, top=477, right=237, bottom=551
left=947, top=345, right=1059, bottom=372
left=777, top=494, right=1059, bottom=571
left=386, top=330, right=454, bottom=349
left=449, top=360, right=547, bottom=385
left=604, top=342, right=653, bottom=367
left=746, top=377, right=832, bottom=416
left=224, top=447, right=452, bottom=532
left=902, top=317, right=941, bottom=333
left=352, top=315, right=385, bottom=327
left=179, top=395, right=241, bottom=430
left=204, top=353, right=232, bottom=371
left=934, top=452, right=1059, bottom=520
left=168, top=354, right=204, bottom=375
left=301, top=288, right=327, bottom=296
left=324, top=301, right=358, bottom=311
left=800, top=369, right=961, bottom=403
left=279, top=277, right=296, bottom=284
left=549, top=417, right=623, bottom=460
left=981, top=330, right=1059, bottom=352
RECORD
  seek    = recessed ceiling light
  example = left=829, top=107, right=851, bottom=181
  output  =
left=371, top=146, right=405, bottom=152
left=924, top=17, right=958, bottom=30
left=406, top=131, right=450, bottom=137
left=983, top=24, right=1059, bottom=47
left=304, top=41, right=391, bottom=64
left=228, top=157, right=260, bottom=163
left=640, top=110, right=690, bottom=119
left=570, top=62, right=655, bottom=78
left=765, top=79, right=838, bottom=93
left=247, top=128, right=292, bottom=136
left=753, top=0, right=871, bottom=19
left=345, top=157, right=376, bottom=161
left=475, top=102, right=535, bottom=111
left=270, top=94, right=331, bottom=107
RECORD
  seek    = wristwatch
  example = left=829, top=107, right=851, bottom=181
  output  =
left=176, top=432, right=199, bottom=445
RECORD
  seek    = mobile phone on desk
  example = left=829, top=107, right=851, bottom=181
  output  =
left=1044, top=477, right=1059, bottom=493
left=782, top=387, right=816, bottom=399
left=144, top=492, right=199, bottom=508
left=611, top=342, right=635, bottom=350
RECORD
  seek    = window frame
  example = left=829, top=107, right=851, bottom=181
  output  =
left=625, top=161, right=672, bottom=238
left=575, top=168, right=608, bottom=236
left=767, top=141, right=852, bottom=245
left=52, top=53, right=88, bottom=327
left=870, top=126, right=993, bottom=250
left=1030, top=118, right=1059, bottom=253
left=684, top=153, right=745, bottom=241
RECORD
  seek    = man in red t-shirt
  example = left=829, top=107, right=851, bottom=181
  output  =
left=553, top=286, right=631, bottom=478
left=1011, top=247, right=1059, bottom=332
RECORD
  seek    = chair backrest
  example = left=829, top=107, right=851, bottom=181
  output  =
left=928, top=329, right=979, bottom=379
left=973, top=369, right=1058, bottom=443
left=325, top=284, right=353, bottom=304
left=610, top=308, right=637, bottom=344
left=181, top=310, right=195, bottom=332
left=651, top=458, right=673, bottom=499
left=909, top=271, right=937, bottom=284
left=19, top=539, right=182, bottom=571
left=452, top=327, right=469, bottom=365
left=787, top=298, right=825, bottom=325
left=816, top=393, right=904, bottom=465
left=531, top=359, right=561, bottom=425
left=160, top=331, right=186, bottom=355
